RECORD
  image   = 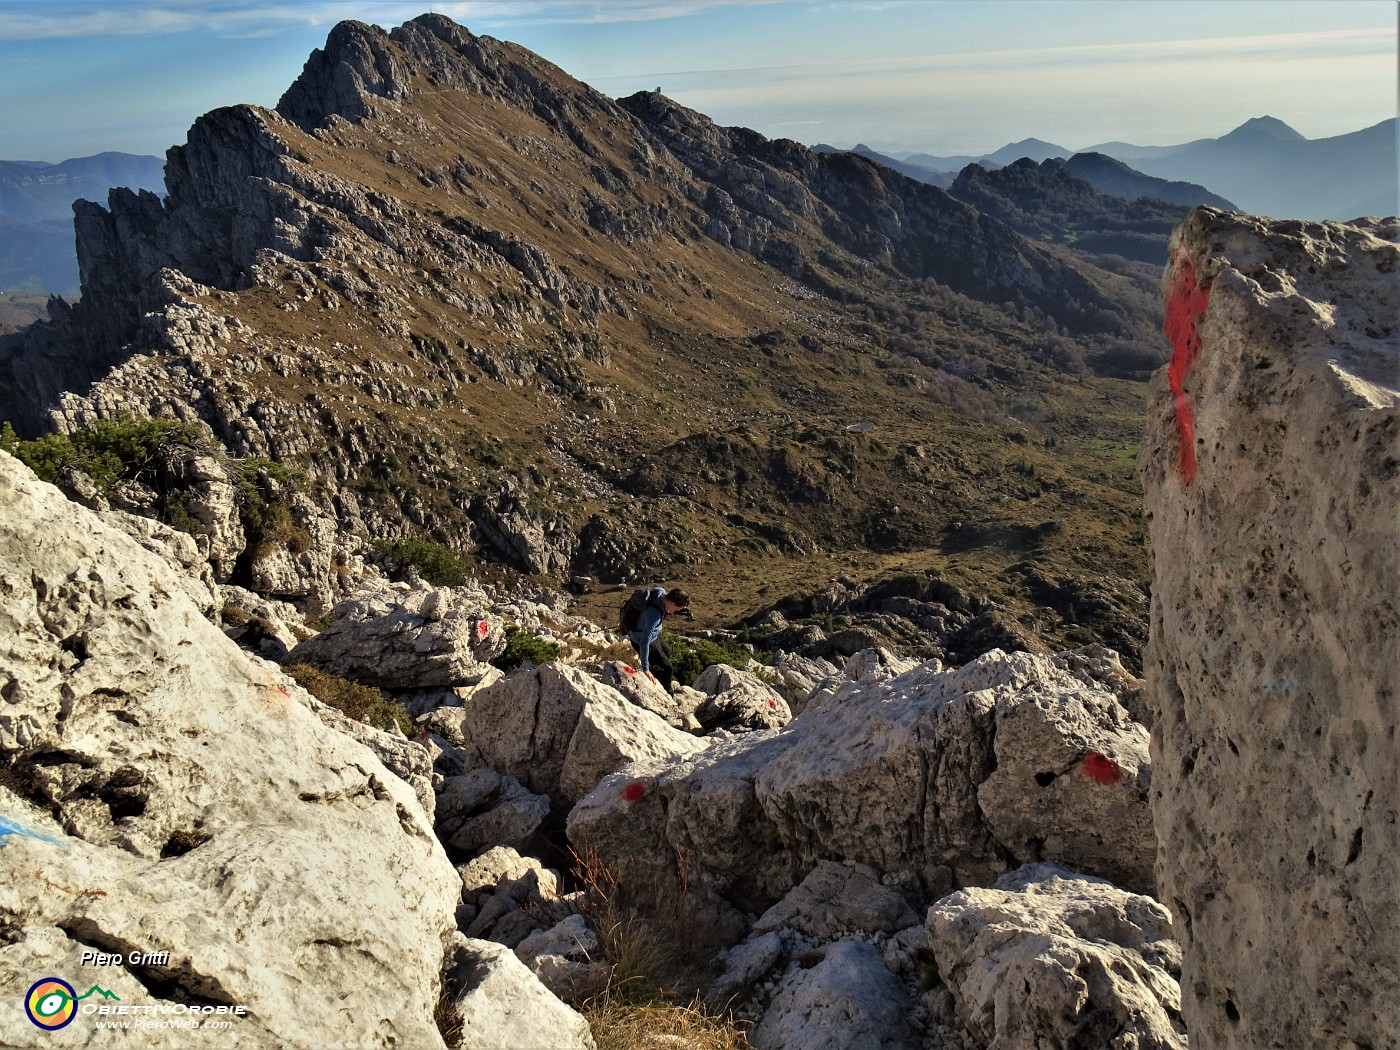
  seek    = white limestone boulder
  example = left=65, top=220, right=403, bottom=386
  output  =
left=0, top=451, right=461, bottom=1049
left=461, top=662, right=708, bottom=805
left=693, top=664, right=793, bottom=732
left=750, top=939, right=919, bottom=1050
left=569, top=649, right=1156, bottom=947
left=928, top=863, right=1186, bottom=1049
left=284, top=584, right=505, bottom=689
left=597, top=658, right=700, bottom=729
left=443, top=935, right=596, bottom=1050
left=1142, top=209, right=1400, bottom=1048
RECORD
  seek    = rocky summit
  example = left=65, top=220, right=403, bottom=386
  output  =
left=0, top=11, right=1395, bottom=1050
left=0, top=13, right=1159, bottom=663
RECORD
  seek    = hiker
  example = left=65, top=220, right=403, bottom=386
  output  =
left=621, top=586, right=691, bottom=690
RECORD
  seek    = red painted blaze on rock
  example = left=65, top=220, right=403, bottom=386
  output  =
left=477, top=620, right=490, bottom=639
left=1164, top=255, right=1213, bottom=484
left=1080, top=750, right=1126, bottom=786
left=622, top=665, right=637, bottom=676
left=620, top=780, right=647, bottom=802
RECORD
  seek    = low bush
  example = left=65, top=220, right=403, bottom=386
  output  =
left=2, top=415, right=208, bottom=496
left=664, top=631, right=758, bottom=687
left=284, top=663, right=414, bottom=736
left=491, top=626, right=562, bottom=672
left=373, top=538, right=469, bottom=587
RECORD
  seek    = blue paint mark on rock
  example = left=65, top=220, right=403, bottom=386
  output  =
left=0, top=816, right=67, bottom=848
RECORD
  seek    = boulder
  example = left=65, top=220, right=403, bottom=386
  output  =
left=693, top=664, right=793, bottom=732
left=284, top=583, right=505, bottom=689
left=462, top=662, right=708, bottom=804
left=1141, top=210, right=1400, bottom=1048
left=218, top=583, right=306, bottom=660
left=98, top=507, right=218, bottom=617
left=752, top=860, right=920, bottom=941
left=928, top=864, right=1186, bottom=1049
left=750, top=940, right=920, bottom=1050
left=247, top=492, right=339, bottom=616
left=515, top=914, right=610, bottom=1002
left=569, top=649, right=1155, bottom=948
left=767, top=651, right=840, bottom=714
left=443, top=935, right=596, bottom=1050
left=458, top=845, right=558, bottom=901
left=597, top=659, right=700, bottom=729
left=435, top=770, right=550, bottom=856
left=0, top=451, right=460, bottom=1049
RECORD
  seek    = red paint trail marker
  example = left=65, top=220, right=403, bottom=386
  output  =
left=477, top=620, right=490, bottom=639
left=620, top=780, right=647, bottom=802
left=622, top=666, right=637, bottom=676
left=1080, top=751, right=1126, bottom=785
left=1163, top=255, right=1213, bottom=484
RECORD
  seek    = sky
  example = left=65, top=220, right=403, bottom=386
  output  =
left=0, top=0, right=1395, bottom=163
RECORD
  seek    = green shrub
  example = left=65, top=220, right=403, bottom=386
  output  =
left=2, top=415, right=208, bottom=495
left=229, top=458, right=310, bottom=555
left=284, top=663, right=414, bottom=736
left=491, top=626, right=562, bottom=672
left=663, top=630, right=759, bottom=687
left=373, top=538, right=468, bottom=587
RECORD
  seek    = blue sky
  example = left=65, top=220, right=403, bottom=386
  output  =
left=0, top=0, right=1394, bottom=162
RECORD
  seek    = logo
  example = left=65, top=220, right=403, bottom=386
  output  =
left=24, top=979, right=120, bottom=1030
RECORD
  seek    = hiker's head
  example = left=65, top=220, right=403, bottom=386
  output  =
left=664, top=588, right=691, bottom=614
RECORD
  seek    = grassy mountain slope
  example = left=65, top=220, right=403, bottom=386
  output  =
left=3, top=14, right=1164, bottom=665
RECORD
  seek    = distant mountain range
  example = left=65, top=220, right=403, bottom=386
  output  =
left=848, top=117, right=1395, bottom=222
left=0, top=152, right=165, bottom=294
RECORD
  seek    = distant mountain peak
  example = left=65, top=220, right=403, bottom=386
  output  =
left=1224, top=116, right=1304, bottom=142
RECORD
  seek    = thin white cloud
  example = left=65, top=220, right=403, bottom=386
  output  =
left=0, top=0, right=790, bottom=39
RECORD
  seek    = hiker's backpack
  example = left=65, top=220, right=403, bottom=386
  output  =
left=619, top=587, right=660, bottom=632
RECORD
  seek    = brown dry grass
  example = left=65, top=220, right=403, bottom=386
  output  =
left=570, top=844, right=752, bottom=1050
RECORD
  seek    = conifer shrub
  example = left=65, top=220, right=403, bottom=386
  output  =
left=491, top=626, right=562, bottom=672
left=1, top=415, right=208, bottom=496
left=372, top=538, right=469, bottom=587
left=663, top=631, right=759, bottom=687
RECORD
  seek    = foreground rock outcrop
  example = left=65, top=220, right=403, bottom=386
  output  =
left=0, top=450, right=463, bottom=1048
left=929, top=864, right=1186, bottom=1049
left=570, top=649, right=1155, bottom=946
left=1142, top=209, right=1399, bottom=1047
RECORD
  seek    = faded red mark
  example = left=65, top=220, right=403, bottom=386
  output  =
left=620, top=780, right=647, bottom=802
left=416, top=731, right=431, bottom=743
left=1080, top=751, right=1125, bottom=785
left=477, top=620, right=490, bottom=639
left=276, top=686, right=290, bottom=697
left=622, top=666, right=637, bottom=676
left=766, top=698, right=777, bottom=709
left=1164, top=255, right=1213, bottom=484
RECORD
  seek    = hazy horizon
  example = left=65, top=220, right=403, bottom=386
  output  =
left=0, top=0, right=1394, bottom=164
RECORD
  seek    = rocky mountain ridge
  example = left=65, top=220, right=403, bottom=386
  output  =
left=0, top=13, right=1160, bottom=663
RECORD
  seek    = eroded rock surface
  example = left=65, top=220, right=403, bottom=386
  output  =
left=569, top=649, right=1155, bottom=946
left=0, top=452, right=460, bottom=1049
left=1142, top=209, right=1400, bottom=1048
left=929, top=863, right=1186, bottom=1050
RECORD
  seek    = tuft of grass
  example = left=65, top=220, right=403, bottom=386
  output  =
left=569, top=844, right=752, bottom=1049
left=584, top=994, right=751, bottom=1050
left=284, top=663, right=414, bottom=736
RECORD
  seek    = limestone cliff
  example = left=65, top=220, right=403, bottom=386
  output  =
left=1141, top=208, right=1399, bottom=1047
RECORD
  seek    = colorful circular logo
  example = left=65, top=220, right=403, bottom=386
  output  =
left=25, top=978, right=77, bottom=1030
